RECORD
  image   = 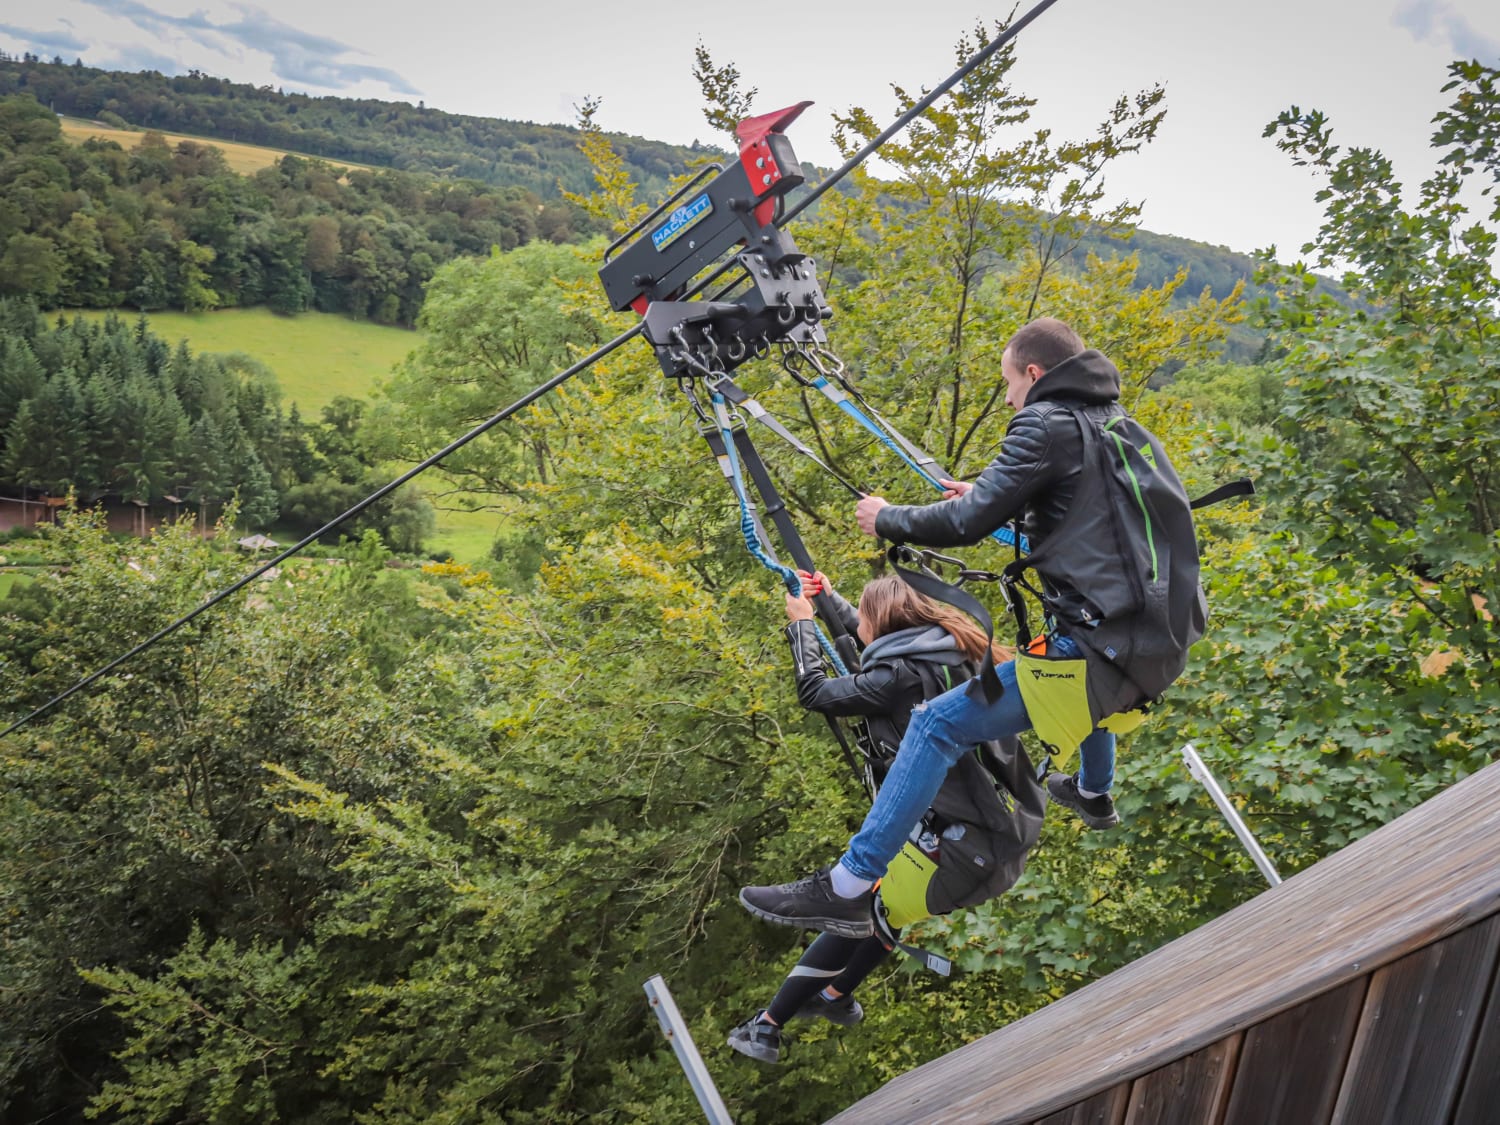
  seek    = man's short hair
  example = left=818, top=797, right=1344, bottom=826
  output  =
left=1006, top=317, right=1086, bottom=373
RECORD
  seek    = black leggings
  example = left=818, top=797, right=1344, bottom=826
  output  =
left=765, top=933, right=893, bottom=1026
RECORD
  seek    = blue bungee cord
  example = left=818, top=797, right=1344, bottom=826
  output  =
left=712, top=390, right=850, bottom=676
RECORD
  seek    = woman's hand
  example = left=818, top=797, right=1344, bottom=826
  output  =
left=785, top=591, right=816, bottom=621
left=939, top=478, right=973, bottom=500
left=795, top=569, right=828, bottom=597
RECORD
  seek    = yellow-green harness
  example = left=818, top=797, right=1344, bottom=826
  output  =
left=1014, top=649, right=1147, bottom=767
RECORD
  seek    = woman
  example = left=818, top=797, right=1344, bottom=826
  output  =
left=728, top=571, right=1046, bottom=1064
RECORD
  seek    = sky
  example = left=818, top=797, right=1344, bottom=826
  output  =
left=4, top=0, right=1500, bottom=260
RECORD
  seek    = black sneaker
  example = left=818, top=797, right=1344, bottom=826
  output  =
left=1047, top=772, right=1120, bottom=829
left=738, top=868, right=875, bottom=938
left=727, top=1012, right=782, bottom=1064
left=795, top=990, right=864, bottom=1026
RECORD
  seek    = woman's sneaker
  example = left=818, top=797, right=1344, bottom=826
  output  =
left=1046, top=772, right=1120, bottom=829
left=795, top=991, right=864, bottom=1027
left=727, top=1012, right=782, bottom=1064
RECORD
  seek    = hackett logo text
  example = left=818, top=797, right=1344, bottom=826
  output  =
left=652, top=193, right=713, bottom=251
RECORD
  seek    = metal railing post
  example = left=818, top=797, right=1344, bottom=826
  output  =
left=643, top=974, right=733, bottom=1125
left=1180, top=743, right=1283, bottom=887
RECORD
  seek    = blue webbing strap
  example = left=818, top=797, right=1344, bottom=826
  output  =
left=705, top=416, right=779, bottom=571
left=807, top=375, right=1027, bottom=553
left=812, top=376, right=945, bottom=489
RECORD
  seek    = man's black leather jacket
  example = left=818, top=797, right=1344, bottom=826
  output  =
left=873, top=349, right=1125, bottom=558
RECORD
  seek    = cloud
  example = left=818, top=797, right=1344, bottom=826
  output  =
left=1393, top=0, right=1500, bottom=62
left=110, top=43, right=192, bottom=75
left=0, top=21, right=91, bottom=56
left=77, top=0, right=218, bottom=45
left=219, top=7, right=421, bottom=94
left=77, top=0, right=420, bottom=95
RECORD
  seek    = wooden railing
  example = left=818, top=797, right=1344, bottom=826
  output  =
left=829, top=758, right=1500, bottom=1124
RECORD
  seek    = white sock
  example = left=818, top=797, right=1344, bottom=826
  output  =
left=830, top=863, right=873, bottom=899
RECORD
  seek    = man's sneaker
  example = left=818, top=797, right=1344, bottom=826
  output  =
left=795, top=990, right=864, bottom=1026
left=739, top=868, right=875, bottom=938
left=727, top=1012, right=782, bottom=1064
left=1047, top=772, right=1120, bottom=829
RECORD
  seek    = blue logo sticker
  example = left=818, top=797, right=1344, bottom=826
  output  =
left=652, top=192, right=713, bottom=251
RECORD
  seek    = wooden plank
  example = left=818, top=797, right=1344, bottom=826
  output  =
left=1123, top=1035, right=1240, bottom=1125
left=1330, top=913, right=1500, bottom=1125
left=827, top=759, right=1500, bottom=1124
left=1451, top=916, right=1500, bottom=1125
left=1032, top=1085, right=1128, bottom=1125
left=1220, top=977, right=1365, bottom=1125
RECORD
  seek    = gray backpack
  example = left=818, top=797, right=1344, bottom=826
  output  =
left=1007, top=407, right=1241, bottom=705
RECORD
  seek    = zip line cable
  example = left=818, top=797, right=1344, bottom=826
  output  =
left=1, top=0, right=1064, bottom=740
left=0, top=326, right=642, bottom=740
left=780, top=0, right=1061, bottom=226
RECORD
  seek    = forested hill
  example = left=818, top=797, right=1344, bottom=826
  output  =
left=0, top=55, right=1284, bottom=297
left=1082, top=226, right=1265, bottom=308
left=0, top=55, right=719, bottom=198
left=0, top=94, right=594, bottom=325
left=0, top=52, right=1296, bottom=344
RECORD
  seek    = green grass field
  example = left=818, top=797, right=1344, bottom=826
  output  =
left=0, top=570, right=42, bottom=599
left=259, top=505, right=502, bottom=565
left=67, top=308, right=502, bottom=562
left=426, top=508, right=505, bottom=563
left=71, top=308, right=420, bottom=414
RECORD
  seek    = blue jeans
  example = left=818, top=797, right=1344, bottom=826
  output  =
left=839, top=643, right=1116, bottom=883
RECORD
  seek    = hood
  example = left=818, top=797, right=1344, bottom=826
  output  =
left=861, top=625, right=968, bottom=668
left=1026, top=348, right=1121, bottom=408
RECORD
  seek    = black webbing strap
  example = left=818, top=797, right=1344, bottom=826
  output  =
left=1190, top=478, right=1255, bottom=510
left=709, top=374, right=865, bottom=499
left=730, top=427, right=862, bottom=674
left=1000, top=560, right=1042, bottom=649
left=874, top=902, right=952, bottom=976
left=886, top=546, right=1007, bottom=704
left=696, top=422, right=871, bottom=792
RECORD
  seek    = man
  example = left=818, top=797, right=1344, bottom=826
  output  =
left=740, top=316, right=1204, bottom=938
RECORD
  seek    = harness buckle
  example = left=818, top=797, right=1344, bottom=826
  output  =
left=957, top=568, right=1002, bottom=585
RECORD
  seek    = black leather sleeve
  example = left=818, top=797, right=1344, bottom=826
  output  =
left=783, top=620, right=907, bottom=717
left=874, top=407, right=1068, bottom=546
left=819, top=586, right=860, bottom=638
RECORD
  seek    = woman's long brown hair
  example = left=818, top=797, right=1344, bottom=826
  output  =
left=856, top=575, right=1013, bottom=663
